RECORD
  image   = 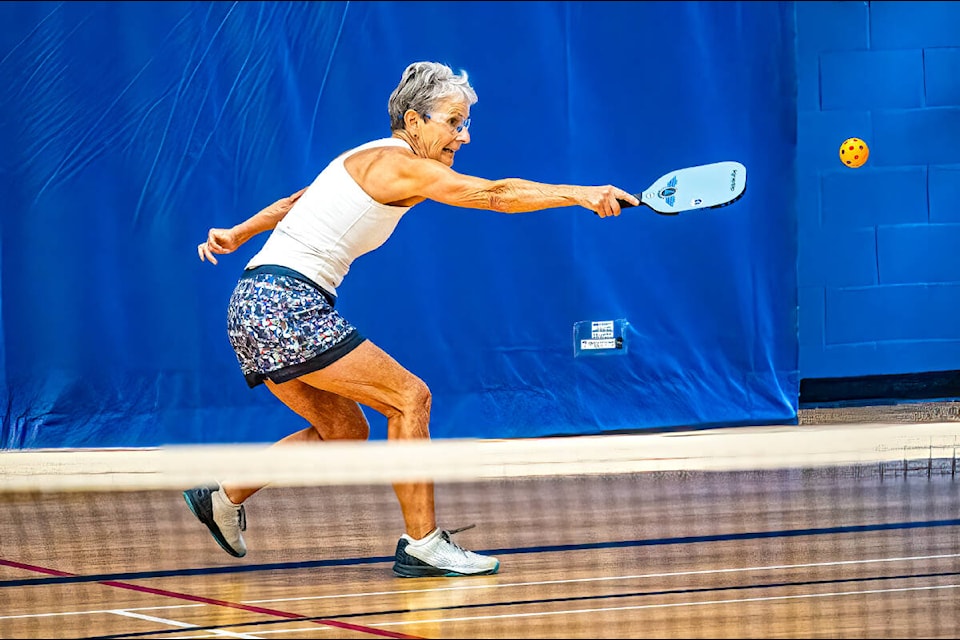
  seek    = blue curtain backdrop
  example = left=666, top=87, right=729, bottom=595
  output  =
left=0, top=1, right=798, bottom=447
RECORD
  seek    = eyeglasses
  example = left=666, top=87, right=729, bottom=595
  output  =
left=423, top=113, right=471, bottom=134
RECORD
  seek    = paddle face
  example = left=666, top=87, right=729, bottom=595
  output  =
left=619, top=161, right=747, bottom=215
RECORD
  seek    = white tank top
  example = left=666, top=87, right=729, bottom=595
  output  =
left=245, top=137, right=414, bottom=297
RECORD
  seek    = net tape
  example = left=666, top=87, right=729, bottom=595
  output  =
left=2, top=422, right=959, bottom=492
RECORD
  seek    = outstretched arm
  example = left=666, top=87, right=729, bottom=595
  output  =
left=359, top=150, right=639, bottom=217
left=432, top=175, right=632, bottom=216
left=198, top=187, right=307, bottom=265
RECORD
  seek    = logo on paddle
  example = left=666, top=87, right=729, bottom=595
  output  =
left=658, top=176, right=678, bottom=207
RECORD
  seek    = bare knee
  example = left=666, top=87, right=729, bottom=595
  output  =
left=386, top=377, right=432, bottom=439
left=399, top=377, right=431, bottom=418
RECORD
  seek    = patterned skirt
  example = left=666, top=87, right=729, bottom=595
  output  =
left=226, top=265, right=366, bottom=388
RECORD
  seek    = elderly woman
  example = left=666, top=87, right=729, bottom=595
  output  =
left=186, top=61, right=638, bottom=577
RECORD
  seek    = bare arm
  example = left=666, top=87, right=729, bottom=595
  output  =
left=230, top=187, right=307, bottom=244
left=378, top=152, right=639, bottom=217
left=446, top=176, right=609, bottom=214
left=198, top=187, right=307, bottom=264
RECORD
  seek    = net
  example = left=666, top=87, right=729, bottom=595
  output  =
left=2, top=418, right=960, bottom=639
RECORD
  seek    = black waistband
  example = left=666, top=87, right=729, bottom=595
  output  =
left=241, top=265, right=336, bottom=307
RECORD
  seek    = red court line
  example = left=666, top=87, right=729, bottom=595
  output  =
left=0, top=558, right=423, bottom=639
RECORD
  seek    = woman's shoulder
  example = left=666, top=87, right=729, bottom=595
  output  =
left=330, top=137, right=410, bottom=166
left=348, top=137, right=411, bottom=154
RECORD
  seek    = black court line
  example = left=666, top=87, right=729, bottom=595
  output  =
left=2, top=518, right=959, bottom=589
left=0, top=558, right=422, bottom=640
left=84, top=568, right=960, bottom=639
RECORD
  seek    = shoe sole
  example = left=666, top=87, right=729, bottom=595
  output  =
left=392, top=560, right=500, bottom=578
left=183, top=489, right=245, bottom=558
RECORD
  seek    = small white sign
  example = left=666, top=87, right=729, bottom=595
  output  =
left=591, top=320, right=614, bottom=339
left=580, top=339, right=617, bottom=350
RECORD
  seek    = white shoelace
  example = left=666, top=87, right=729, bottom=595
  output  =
left=236, top=504, right=247, bottom=532
left=439, top=524, right=476, bottom=555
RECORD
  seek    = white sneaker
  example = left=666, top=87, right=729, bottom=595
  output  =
left=393, top=526, right=500, bottom=577
left=183, top=484, right=247, bottom=557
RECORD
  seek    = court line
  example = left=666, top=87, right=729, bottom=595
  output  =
left=0, top=604, right=204, bottom=620
left=4, top=552, right=959, bottom=623
left=7, top=550, right=959, bottom=619
left=235, top=569, right=960, bottom=622
left=212, top=583, right=960, bottom=634
left=9, top=553, right=960, bottom=620
left=0, top=558, right=421, bottom=639
left=109, top=610, right=262, bottom=639
left=241, top=551, right=960, bottom=604
left=177, top=584, right=960, bottom=636
left=3, top=518, right=959, bottom=589
left=366, top=583, right=960, bottom=627
left=74, top=570, right=960, bottom=638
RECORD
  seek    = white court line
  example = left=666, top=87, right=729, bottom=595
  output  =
left=0, top=604, right=204, bottom=620
left=367, top=583, right=960, bottom=628
left=236, top=583, right=960, bottom=635
left=109, top=609, right=263, bottom=639
left=242, top=552, right=960, bottom=604
left=5, top=552, right=959, bottom=629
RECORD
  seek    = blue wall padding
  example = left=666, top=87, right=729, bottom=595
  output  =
left=820, top=168, right=927, bottom=227
left=873, top=109, right=960, bottom=166
left=798, top=227, right=877, bottom=288
left=797, top=287, right=824, bottom=349
left=870, top=1, right=960, bottom=49
left=1, top=1, right=798, bottom=447
left=795, top=1, right=868, bottom=112
left=820, top=50, right=924, bottom=110
left=802, top=341, right=960, bottom=380
left=878, top=224, right=960, bottom=284
left=827, top=283, right=960, bottom=344
left=924, top=48, right=960, bottom=106
left=796, top=111, right=872, bottom=177
left=796, top=0, right=960, bottom=379
left=929, top=167, right=960, bottom=222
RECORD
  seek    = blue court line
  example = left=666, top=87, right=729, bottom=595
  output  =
left=2, top=517, right=959, bottom=589
left=85, top=568, right=960, bottom=639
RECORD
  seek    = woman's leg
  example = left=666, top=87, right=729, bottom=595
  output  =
left=186, top=338, right=497, bottom=574
left=293, top=340, right=436, bottom=539
left=291, top=340, right=498, bottom=576
left=220, top=378, right=370, bottom=505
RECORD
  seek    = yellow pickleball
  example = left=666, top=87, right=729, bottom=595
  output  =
left=839, top=137, right=869, bottom=168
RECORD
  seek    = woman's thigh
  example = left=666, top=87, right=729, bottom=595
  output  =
left=294, top=340, right=430, bottom=421
left=265, top=378, right=370, bottom=440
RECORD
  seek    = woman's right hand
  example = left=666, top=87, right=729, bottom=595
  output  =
left=197, top=227, right=240, bottom=265
left=581, top=185, right=639, bottom=218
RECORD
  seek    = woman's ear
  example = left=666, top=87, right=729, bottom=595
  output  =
left=403, top=109, right=421, bottom=135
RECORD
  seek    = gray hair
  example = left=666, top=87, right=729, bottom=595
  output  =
left=387, top=61, right=478, bottom=132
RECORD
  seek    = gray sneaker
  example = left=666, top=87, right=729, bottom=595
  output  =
left=393, top=526, right=499, bottom=577
left=183, top=484, right=247, bottom=557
